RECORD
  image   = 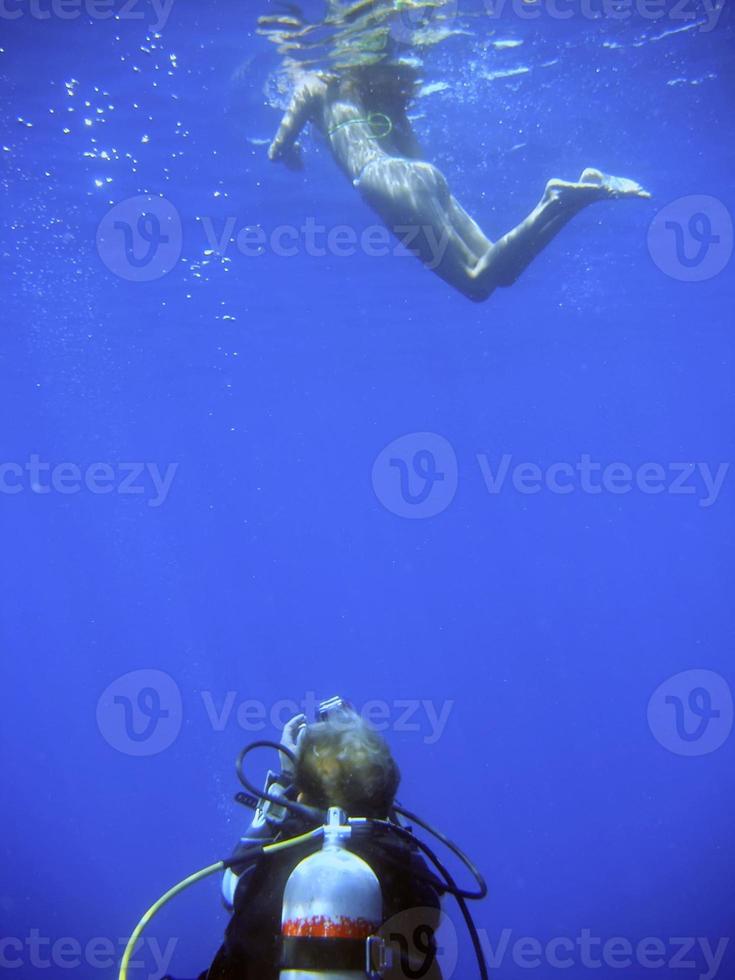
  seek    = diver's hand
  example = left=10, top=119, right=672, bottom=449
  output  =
left=280, top=712, right=307, bottom=773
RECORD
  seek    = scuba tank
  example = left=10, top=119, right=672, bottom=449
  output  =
left=279, top=808, right=391, bottom=980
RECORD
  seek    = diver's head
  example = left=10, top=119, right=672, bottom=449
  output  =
left=293, top=707, right=400, bottom=818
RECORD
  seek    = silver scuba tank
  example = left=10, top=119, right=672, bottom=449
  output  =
left=279, top=808, right=390, bottom=980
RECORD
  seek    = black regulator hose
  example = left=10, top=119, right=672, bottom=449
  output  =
left=375, top=819, right=489, bottom=980
left=235, top=740, right=324, bottom=824
left=393, top=803, right=488, bottom=900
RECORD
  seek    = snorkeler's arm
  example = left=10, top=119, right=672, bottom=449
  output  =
left=268, top=76, right=328, bottom=167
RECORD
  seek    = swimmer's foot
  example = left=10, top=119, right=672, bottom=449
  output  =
left=543, top=168, right=651, bottom=210
left=579, top=167, right=651, bottom=199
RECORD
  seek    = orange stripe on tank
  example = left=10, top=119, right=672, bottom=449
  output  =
left=282, top=915, right=377, bottom=939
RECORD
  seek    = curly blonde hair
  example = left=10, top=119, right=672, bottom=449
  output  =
left=294, top=709, right=400, bottom=817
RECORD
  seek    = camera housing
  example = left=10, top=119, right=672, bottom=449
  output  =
left=317, top=695, right=352, bottom=723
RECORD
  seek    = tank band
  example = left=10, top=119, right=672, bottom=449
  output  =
left=280, top=936, right=370, bottom=971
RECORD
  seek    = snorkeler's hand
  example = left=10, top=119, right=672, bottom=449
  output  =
left=282, top=142, right=305, bottom=172
left=267, top=139, right=283, bottom=162
left=280, top=712, right=307, bottom=773
left=268, top=139, right=304, bottom=171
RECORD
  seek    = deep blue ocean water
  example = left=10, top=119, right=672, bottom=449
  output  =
left=1, top=1, right=734, bottom=978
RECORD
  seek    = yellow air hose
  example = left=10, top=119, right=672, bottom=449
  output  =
left=118, top=828, right=324, bottom=980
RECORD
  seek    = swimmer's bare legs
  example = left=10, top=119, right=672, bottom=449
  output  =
left=266, top=77, right=650, bottom=301
left=357, top=161, right=650, bottom=302
left=470, top=168, right=650, bottom=297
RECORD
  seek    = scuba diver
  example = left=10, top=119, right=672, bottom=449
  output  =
left=203, top=700, right=444, bottom=978
left=267, top=60, right=651, bottom=302
left=132, top=696, right=488, bottom=980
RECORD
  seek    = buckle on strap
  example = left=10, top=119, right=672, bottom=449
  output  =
left=366, top=935, right=393, bottom=978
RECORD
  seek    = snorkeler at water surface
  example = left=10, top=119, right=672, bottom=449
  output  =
left=267, top=59, right=650, bottom=302
left=259, top=0, right=651, bottom=302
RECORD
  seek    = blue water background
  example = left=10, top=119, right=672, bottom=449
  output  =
left=1, top=1, right=733, bottom=977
